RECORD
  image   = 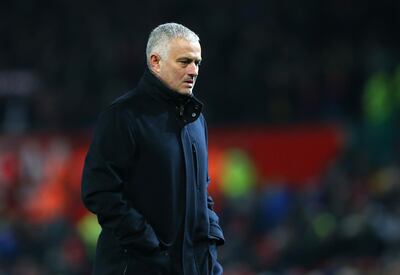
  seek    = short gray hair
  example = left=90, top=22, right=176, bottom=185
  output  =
left=146, top=23, right=200, bottom=68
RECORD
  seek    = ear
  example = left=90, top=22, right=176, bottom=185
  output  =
left=149, top=54, right=161, bottom=73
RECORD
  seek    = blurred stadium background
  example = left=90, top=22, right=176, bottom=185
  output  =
left=1, top=1, right=400, bottom=274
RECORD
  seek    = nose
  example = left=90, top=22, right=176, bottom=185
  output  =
left=187, top=62, right=199, bottom=77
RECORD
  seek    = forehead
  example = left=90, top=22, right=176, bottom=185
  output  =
left=167, top=38, right=201, bottom=59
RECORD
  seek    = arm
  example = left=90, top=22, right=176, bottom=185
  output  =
left=206, top=175, right=225, bottom=245
left=203, top=117, right=225, bottom=245
left=81, top=107, right=159, bottom=251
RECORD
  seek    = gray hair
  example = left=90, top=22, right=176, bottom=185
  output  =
left=146, top=23, right=200, bottom=68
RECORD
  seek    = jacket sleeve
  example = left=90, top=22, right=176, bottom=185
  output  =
left=203, top=117, right=225, bottom=245
left=206, top=176, right=225, bottom=245
left=81, top=107, right=159, bottom=251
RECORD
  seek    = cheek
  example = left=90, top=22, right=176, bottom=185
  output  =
left=172, top=70, right=184, bottom=82
left=179, top=69, right=188, bottom=79
left=163, top=69, right=175, bottom=83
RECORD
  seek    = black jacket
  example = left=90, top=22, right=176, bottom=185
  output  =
left=81, top=69, right=224, bottom=275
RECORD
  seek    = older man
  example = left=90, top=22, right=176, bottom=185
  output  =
left=81, top=23, right=224, bottom=275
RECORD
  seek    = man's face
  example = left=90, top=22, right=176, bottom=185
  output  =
left=151, top=38, right=202, bottom=95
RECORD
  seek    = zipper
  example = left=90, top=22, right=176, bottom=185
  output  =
left=182, top=127, right=200, bottom=274
left=181, top=128, right=190, bottom=274
left=192, top=142, right=199, bottom=189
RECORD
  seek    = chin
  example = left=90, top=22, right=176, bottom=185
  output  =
left=179, top=89, right=192, bottom=95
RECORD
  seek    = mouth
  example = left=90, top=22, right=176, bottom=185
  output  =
left=183, top=79, right=194, bottom=87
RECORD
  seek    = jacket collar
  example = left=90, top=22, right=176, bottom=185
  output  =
left=139, top=68, right=204, bottom=124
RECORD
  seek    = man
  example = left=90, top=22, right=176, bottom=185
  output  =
left=81, top=23, right=224, bottom=275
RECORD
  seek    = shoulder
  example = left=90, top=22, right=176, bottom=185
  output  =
left=94, top=90, right=137, bottom=130
left=100, top=88, right=149, bottom=118
left=109, top=89, right=144, bottom=110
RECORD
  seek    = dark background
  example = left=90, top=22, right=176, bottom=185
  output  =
left=1, top=0, right=399, bottom=130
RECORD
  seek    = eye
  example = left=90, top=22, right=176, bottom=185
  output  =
left=178, top=59, right=190, bottom=64
left=177, top=59, right=202, bottom=67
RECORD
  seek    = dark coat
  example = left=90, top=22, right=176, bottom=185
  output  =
left=81, top=69, right=224, bottom=275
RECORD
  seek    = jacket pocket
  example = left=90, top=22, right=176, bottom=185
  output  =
left=124, top=247, right=170, bottom=275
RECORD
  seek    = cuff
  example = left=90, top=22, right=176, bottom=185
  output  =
left=209, top=223, right=225, bottom=246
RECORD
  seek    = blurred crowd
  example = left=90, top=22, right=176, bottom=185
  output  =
left=1, top=0, right=400, bottom=274
left=0, top=130, right=399, bottom=275
left=219, top=133, right=400, bottom=274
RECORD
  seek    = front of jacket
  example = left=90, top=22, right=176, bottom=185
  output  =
left=81, top=69, right=224, bottom=275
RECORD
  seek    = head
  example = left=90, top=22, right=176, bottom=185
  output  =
left=146, top=23, right=202, bottom=95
